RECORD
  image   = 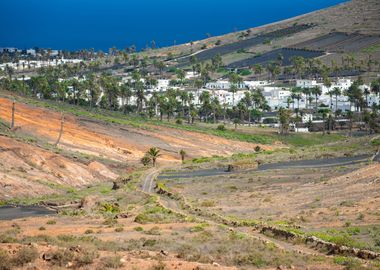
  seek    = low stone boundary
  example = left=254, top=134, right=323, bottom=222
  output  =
left=260, top=226, right=380, bottom=260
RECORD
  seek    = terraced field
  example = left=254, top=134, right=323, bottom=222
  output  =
left=177, top=24, right=315, bottom=65
left=227, top=48, right=324, bottom=69
left=291, top=32, right=380, bottom=52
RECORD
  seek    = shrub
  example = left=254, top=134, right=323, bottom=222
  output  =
left=49, top=249, right=75, bottom=267
left=39, top=226, right=46, bottom=231
left=176, top=119, right=183, bottom=125
left=101, top=255, right=124, bottom=269
left=115, top=227, right=124, bottom=232
left=371, top=138, right=380, bottom=146
left=254, top=145, right=261, bottom=152
left=333, top=256, right=361, bottom=268
left=200, top=200, right=215, bottom=207
left=12, top=246, right=39, bottom=266
left=134, top=226, right=144, bottom=232
left=103, top=217, right=118, bottom=226
left=145, top=226, right=161, bottom=235
left=0, top=249, right=11, bottom=270
left=216, top=124, right=226, bottom=131
left=143, top=239, right=157, bottom=247
left=46, top=220, right=56, bottom=225
left=75, top=249, right=98, bottom=267
left=151, top=260, right=167, bottom=270
left=84, top=229, right=94, bottom=234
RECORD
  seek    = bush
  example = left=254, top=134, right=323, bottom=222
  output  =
left=101, top=255, right=124, bottom=269
left=254, top=146, right=261, bottom=152
left=134, top=226, right=144, bottom=232
left=75, top=249, right=98, bottom=267
left=0, top=249, right=11, bottom=270
left=371, top=138, right=380, bottom=146
left=176, top=119, right=183, bottom=125
left=216, top=124, right=226, bottom=131
left=115, top=227, right=124, bottom=232
left=200, top=200, right=215, bottom=207
left=145, top=226, right=161, bottom=235
left=12, top=246, right=39, bottom=266
left=49, top=249, right=75, bottom=267
left=151, top=260, right=167, bottom=270
left=46, top=220, right=56, bottom=225
left=85, top=229, right=94, bottom=234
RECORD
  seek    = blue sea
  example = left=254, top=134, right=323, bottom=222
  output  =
left=0, top=0, right=347, bottom=51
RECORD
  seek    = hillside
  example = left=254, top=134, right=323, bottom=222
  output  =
left=151, top=0, right=380, bottom=58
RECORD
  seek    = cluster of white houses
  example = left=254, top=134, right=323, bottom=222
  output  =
left=118, top=77, right=378, bottom=113
left=0, top=58, right=82, bottom=71
left=202, top=78, right=377, bottom=112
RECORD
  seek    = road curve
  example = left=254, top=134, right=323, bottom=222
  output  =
left=158, top=153, right=375, bottom=180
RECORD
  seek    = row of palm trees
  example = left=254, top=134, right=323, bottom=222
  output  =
left=141, top=147, right=186, bottom=167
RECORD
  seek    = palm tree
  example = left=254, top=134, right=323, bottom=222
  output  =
left=229, top=73, right=242, bottom=106
left=147, top=147, right=161, bottom=167
left=331, top=87, right=341, bottom=113
left=347, top=111, right=354, bottom=137
left=363, top=87, right=371, bottom=108
left=243, top=92, right=252, bottom=125
left=302, top=87, right=311, bottom=109
left=326, top=90, right=334, bottom=110
left=278, top=108, right=292, bottom=135
left=291, top=87, right=302, bottom=115
left=141, top=155, right=151, bottom=166
left=200, top=91, right=211, bottom=122
left=319, top=108, right=330, bottom=135
left=230, top=84, right=238, bottom=107
left=135, top=81, right=146, bottom=112
left=311, top=86, right=322, bottom=111
left=371, top=79, right=380, bottom=99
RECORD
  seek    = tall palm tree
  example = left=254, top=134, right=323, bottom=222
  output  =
left=147, top=147, right=161, bottom=167
left=331, top=87, right=341, bottom=113
left=311, top=86, right=322, bottom=111
left=370, top=79, right=380, bottom=100
left=229, top=73, right=242, bottom=106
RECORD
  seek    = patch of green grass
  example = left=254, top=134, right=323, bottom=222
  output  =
left=371, top=138, right=380, bottom=146
left=361, top=44, right=380, bottom=53
left=280, top=133, right=343, bottom=147
left=134, top=204, right=185, bottom=224
left=307, top=229, right=368, bottom=250
left=190, top=223, right=209, bottom=233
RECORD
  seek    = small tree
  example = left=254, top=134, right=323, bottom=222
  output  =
left=55, top=113, right=65, bottom=146
left=147, top=147, right=161, bottom=167
left=11, top=99, right=15, bottom=130
left=179, top=149, right=186, bottom=163
left=141, top=155, right=151, bottom=166
left=278, top=108, right=292, bottom=135
left=233, top=118, right=240, bottom=131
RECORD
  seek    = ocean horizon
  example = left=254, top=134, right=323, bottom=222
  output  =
left=0, top=0, right=347, bottom=51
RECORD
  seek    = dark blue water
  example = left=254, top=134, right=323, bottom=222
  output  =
left=0, top=0, right=347, bottom=51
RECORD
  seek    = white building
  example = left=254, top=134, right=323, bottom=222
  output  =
left=244, top=80, right=272, bottom=89
left=206, top=80, right=246, bottom=90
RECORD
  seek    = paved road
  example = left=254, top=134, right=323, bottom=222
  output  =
left=158, top=154, right=373, bottom=180
left=0, top=205, right=56, bottom=220
left=141, top=168, right=161, bottom=193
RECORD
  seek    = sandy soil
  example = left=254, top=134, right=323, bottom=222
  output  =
left=0, top=97, right=270, bottom=164
left=168, top=163, right=380, bottom=229
left=0, top=136, right=117, bottom=199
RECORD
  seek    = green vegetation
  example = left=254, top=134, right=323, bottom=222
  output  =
left=361, top=44, right=380, bottom=53
left=134, top=203, right=186, bottom=224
